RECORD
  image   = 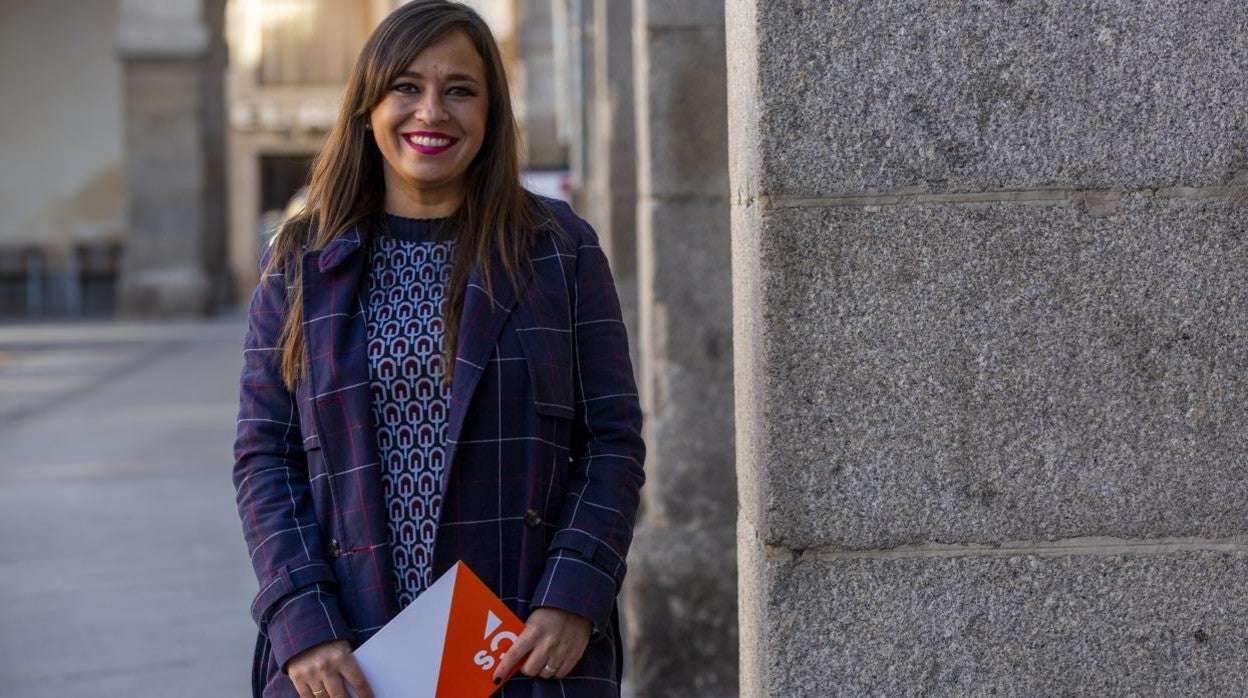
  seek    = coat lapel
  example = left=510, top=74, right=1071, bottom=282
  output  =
left=302, top=227, right=376, bottom=482
left=301, top=227, right=377, bottom=483
left=442, top=243, right=535, bottom=492
left=301, top=229, right=398, bottom=609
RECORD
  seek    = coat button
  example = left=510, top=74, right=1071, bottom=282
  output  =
left=523, top=509, right=542, bottom=528
left=327, top=538, right=341, bottom=558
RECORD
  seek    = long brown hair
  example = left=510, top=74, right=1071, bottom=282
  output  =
left=265, top=0, right=556, bottom=391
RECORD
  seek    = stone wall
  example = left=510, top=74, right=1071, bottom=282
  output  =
left=515, top=0, right=567, bottom=169
left=0, top=0, right=126, bottom=250
left=587, top=0, right=636, bottom=355
left=626, top=0, right=738, bottom=695
left=0, top=0, right=127, bottom=315
left=727, top=0, right=1248, bottom=694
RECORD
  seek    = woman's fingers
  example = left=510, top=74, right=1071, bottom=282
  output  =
left=323, top=675, right=352, bottom=698
left=292, top=674, right=339, bottom=698
left=338, top=655, right=375, bottom=698
left=546, top=637, right=584, bottom=679
left=490, top=608, right=592, bottom=685
left=296, top=671, right=357, bottom=698
left=519, top=636, right=561, bottom=677
left=492, top=623, right=541, bottom=684
left=292, top=677, right=332, bottom=698
left=527, top=607, right=590, bottom=679
left=287, top=640, right=371, bottom=698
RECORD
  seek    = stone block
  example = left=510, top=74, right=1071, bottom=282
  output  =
left=636, top=25, right=729, bottom=200
left=120, top=59, right=215, bottom=315
left=730, top=200, right=766, bottom=530
left=637, top=0, right=724, bottom=30
left=741, top=196, right=1248, bottom=548
left=625, top=522, right=738, bottom=697
left=733, top=0, right=1248, bottom=195
left=638, top=198, right=735, bottom=527
left=643, top=198, right=732, bottom=327
left=750, top=550, right=1248, bottom=695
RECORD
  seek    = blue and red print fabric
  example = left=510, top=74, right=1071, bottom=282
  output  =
left=364, top=231, right=453, bottom=607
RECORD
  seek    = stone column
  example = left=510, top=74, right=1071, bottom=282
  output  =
left=727, top=1, right=1248, bottom=694
left=515, top=0, right=567, bottom=169
left=626, top=1, right=737, bottom=695
left=566, top=0, right=594, bottom=215
left=580, top=0, right=639, bottom=367
left=116, top=0, right=229, bottom=315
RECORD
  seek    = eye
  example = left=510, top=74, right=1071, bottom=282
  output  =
left=391, top=82, right=418, bottom=95
left=447, top=86, right=476, bottom=97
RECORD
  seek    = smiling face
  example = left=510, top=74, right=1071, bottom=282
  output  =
left=369, top=29, right=489, bottom=216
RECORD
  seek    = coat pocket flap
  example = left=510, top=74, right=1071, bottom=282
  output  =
left=514, top=302, right=575, bottom=419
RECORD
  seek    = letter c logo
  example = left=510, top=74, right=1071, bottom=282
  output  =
left=490, top=630, right=518, bottom=653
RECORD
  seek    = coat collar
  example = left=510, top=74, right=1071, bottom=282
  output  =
left=307, top=222, right=535, bottom=368
left=314, top=227, right=365, bottom=273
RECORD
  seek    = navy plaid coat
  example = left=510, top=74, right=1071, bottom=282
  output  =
left=233, top=199, right=645, bottom=697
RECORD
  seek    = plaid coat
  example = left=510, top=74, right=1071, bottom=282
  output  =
left=233, top=199, right=645, bottom=697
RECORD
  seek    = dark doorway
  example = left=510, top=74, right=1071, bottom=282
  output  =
left=257, top=154, right=314, bottom=251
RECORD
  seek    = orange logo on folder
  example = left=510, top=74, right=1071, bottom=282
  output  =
left=349, top=562, right=527, bottom=698
left=437, top=563, right=526, bottom=695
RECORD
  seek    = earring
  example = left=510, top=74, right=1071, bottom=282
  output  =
left=364, top=122, right=372, bottom=131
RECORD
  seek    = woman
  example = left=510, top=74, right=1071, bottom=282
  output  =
left=232, top=3, right=645, bottom=697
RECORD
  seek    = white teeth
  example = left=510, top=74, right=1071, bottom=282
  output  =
left=409, top=135, right=452, bottom=147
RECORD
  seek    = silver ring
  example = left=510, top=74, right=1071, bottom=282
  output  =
left=542, top=663, right=558, bottom=675
left=312, top=690, right=328, bottom=698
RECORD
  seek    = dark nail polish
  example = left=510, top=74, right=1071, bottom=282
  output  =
left=493, top=677, right=501, bottom=685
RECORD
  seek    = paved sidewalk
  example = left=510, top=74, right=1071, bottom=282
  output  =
left=0, top=315, right=257, bottom=697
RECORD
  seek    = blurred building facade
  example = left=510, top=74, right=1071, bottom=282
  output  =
left=116, top=0, right=232, bottom=315
left=0, top=0, right=232, bottom=316
left=0, top=1, right=129, bottom=316
left=223, top=0, right=394, bottom=299
left=0, top=0, right=553, bottom=316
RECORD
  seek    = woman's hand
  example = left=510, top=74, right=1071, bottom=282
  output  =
left=492, top=607, right=591, bottom=685
left=286, top=639, right=374, bottom=698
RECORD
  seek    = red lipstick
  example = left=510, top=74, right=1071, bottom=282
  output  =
left=402, top=130, right=459, bottom=155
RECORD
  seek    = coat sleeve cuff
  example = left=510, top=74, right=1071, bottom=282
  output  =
left=530, top=547, right=621, bottom=637
left=263, top=583, right=354, bottom=672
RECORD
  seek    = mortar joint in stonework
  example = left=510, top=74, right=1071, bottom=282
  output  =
left=765, top=183, right=1246, bottom=211
left=761, top=535, right=1248, bottom=562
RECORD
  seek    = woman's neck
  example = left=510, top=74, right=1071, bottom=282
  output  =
left=383, top=178, right=464, bottom=218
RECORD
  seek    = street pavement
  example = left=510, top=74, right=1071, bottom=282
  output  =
left=0, top=314, right=257, bottom=697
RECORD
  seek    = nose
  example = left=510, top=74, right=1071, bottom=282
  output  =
left=414, top=91, right=448, bottom=124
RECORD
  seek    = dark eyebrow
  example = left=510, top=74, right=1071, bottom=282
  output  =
left=396, top=70, right=481, bottom=85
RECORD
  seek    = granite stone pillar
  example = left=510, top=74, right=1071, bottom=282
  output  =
left=515, top=0, right=566, bottom=169
left=626, top=1, right=737, bottom=695
left=116, top=0, right=229, bottom=315
left=727, top=1, right=1248, bottom=694
left=555, top=0, right=594, bottom=214
left=585, top=0, right=638, bottom=369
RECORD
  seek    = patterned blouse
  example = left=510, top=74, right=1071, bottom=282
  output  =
left=363, top=213, right=455, bottom=608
